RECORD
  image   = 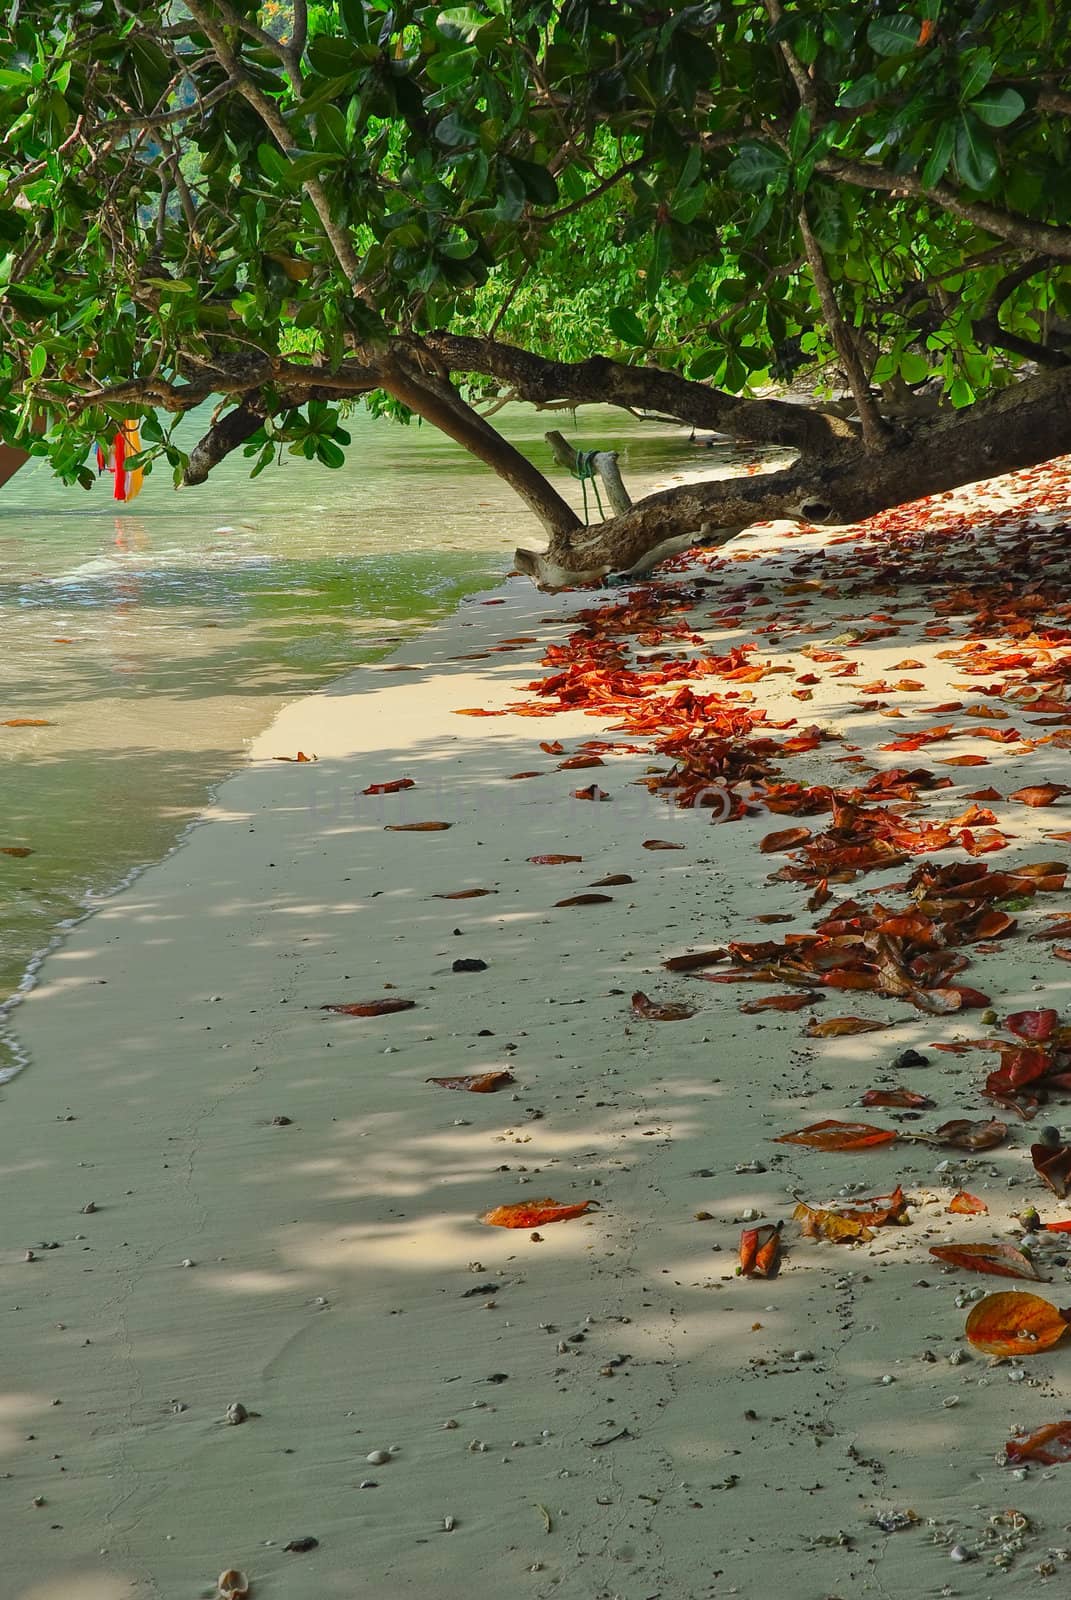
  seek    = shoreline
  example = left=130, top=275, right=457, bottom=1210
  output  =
left=6, top=459, right=1071, bottom=1599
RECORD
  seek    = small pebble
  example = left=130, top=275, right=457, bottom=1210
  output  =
left=949, top=1544, right=972, bottom=1563
left=365, top=1449, right=391, bottom=1465
left=225, top=1403, right=248, bottom=1426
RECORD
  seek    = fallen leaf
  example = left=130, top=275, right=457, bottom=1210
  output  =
left=431, top=888, right=498, bottom=899
left=555, top=893, right=614, bottom=907
left=662, top=949, right=727, bottom=972
left=529, top=854, right=582, bottom=864
left=482, top=1199, right=592, bottom=1228
left=859, top=1088, right=935, bottom=1108
left=931, top=1118, right=1009, bottom=1151
left=740, top=994, right=814, bottom=1013
left=774, top=1119, right=897, bottom=1151
left=559, top=755, right=604, bottom=770
left=964, top=1290, right=1069, bottom=1356
left=320, top=999, right=416, bottom=1017
left=589, top=873, right=634, bottom=887
left=574, top=784, right=610, bottom=801
left=427, top=1071, right=514, bottom=1093
left=929, top=1242, right=1043, bottom=1281
left=1007, top=1008, right=1059, bottom=1042
left=642, top=839, right=685, bottom=850
left=948, top=1191, right=988, bottom=1215
left=631, top=991, right=696, bottom=1021
left=807, top=1017, right=888, bottom=1038
left=1005, top=1422, right=1071, bottom=1465
left=1, top=718, right=52, bottom=727
left=1032, top=1141, right=1071, bottom=1197
left=362, top=778, right=415, bottom=795
left=507, top=771, right=543, bottom=780
left=0, top=846, right=34, bottom=857
left=793, top=1200, right=874, bottom=1244
left=759, top=826, right=813, bottom=853
left=273, top=751, right=317, bottom=762
left=384, top=821, right=452, bottom=832
left=1010, top=784, right=1069, bottom=807
left=539, top=741, right=565, bottom=754
left=738, top=1222, right=781, bottom=1276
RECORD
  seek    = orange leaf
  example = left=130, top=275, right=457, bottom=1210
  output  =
left=964, top=1290, right=1069, bottom=1356
left=738, top=1223, right=781, bottom=1276
left=0, top=845, right=33, bottom=857
left=529, top=854, right=582, bottom=864
left=859, top=1088, right=934, bottom=1108
left=774, top=1119, right=897, bottom=1151
left=807, top=1017, right=887, bottom=1038
left=384, top=821, right=452, bottom=831
left=631, top=990, right=696, bottom=1021
left=740, top=993, right=814, bottom=1013
left=273, top=751, right=317, bottom=762
left=482, top=1199, right=592, bottom=1228
left=1, top=718, right=52, bottom=727
left=559, top=755, right=604, bottom=769
left=574, top=784, right=610, bottom=801
left=948, top=1191, right=988, bottom=1215
left=427, top=1071, right=514, bottom=1093
left=929, top=1242, right=1043, bottom=1281
left=556, top=893, right=614, bottom=907
left=793, top=1200, right=874, bottom=1244
left=363, top=778, right=415, bottom=795
left=940, top=754, right=988, bottom=766
left=539, top=741, right=565, bottom=754
left=1010, top=784, right=1069, bottom=807
left=759, top=826, right=813, bottom=853
left=321, top=998, right=416, bottom=1017
left=1005, top=1422, right=1071, bottom=1465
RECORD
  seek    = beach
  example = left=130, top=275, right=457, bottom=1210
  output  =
left=6, top=458, right=1071, bottom=1600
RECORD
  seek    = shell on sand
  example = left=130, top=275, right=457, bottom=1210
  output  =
left=217, top=1571, right=250, bottom=1599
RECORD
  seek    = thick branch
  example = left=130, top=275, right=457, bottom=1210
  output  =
left=423, top=332, right=860, bottom=455
left=185, top=401, right=267, bottom=486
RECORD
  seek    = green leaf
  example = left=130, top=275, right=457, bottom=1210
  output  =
left=688, top=348, right=725, bottom=381
left=898, top=350, right=929, bottom=383
left=969, top=87, right=1026, bottom=128
left=316, top=104, right=350, bottom=157
left=607, top=305, right=647, bottom=344
left=509, top=156, right=558, bottom=205
left=955, top=113, right=997, bottom=189
left=727, top=143, right=787, bottom=193
left=28, top=343, right=46, bottom=379
left=436, top=7, right=486, bottom=42
left=921, top=120, right=956, bottom=187
left=788, top=107, right=812, bottom=162
left=948, top=376, right=975, bottom=407
left=837, top=73, right=880, bottom=108
left=958, top=47, right=993, bottom=104
left=338, top=0, right=369, bottom=42
left=866, top=14, right=921, bottom=56
left=257, top=142, right=289, bottom=183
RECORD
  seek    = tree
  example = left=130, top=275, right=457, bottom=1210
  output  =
left=1, top=0, right=1070, bottom=585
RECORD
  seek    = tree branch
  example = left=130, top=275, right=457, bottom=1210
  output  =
left=798, top=205, right=888, bottom=449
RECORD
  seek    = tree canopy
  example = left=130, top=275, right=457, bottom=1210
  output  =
left=2, top=0, right=1070, bottom=581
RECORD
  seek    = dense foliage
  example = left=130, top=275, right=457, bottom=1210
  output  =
left=1, top=1, right=1070, bottom=574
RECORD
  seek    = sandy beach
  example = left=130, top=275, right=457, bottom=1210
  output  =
left=6, top=458, right=1071, bottom=1600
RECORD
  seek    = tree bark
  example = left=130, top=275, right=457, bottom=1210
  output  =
left=516, top=364, right=1071, bottom=585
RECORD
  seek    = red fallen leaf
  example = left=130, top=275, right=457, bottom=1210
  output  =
left=384, top=821, right=452, bottom=831
left=2, top=718, right=52, bottom=727
left=1005, top=1422, right=1071, bottom=1465
left=529, top=854, right=583, bottom=864
left=965, top=1290, right=1069, bottom=1356
left=759, top=826, right=813, bottom=853
left=574, top=784, right=610, bottom=801
left=929, top=1242, right=1043, bottom=1281
left=0, top=845, right=33, bottom=857
left=807, top=1017, right=888, bottom=1038
left=948, top=1191, right=988, bottom=1215
left=738, top=1222, right=781, bottom=1277
left=1055, top=947, right=1071, bottom=962
left=1007, top=1008, right=1059, bottom=1042
left=662, top=949, right=727, bottom=972
left=558, top=755, right=604, bottom=770
left=1032, top=1142, right=1071, bottom=1197
left=773, top=1119, right=897, bottom=1151
left=740, top=994, right=814, bottom=1014
left=431, top=888, right=497, bottom=899
left=1043, top=1220, right=1071, bottom=1233
left=933, top=1118, right=1009, bottom=1151
left=1010, top=784, right=1069, bottom=807
left=631, top=991, right=696, bottom=1021
left=482, top=1199, right=592, bottom=1228
left=860, top=1088, right=935, bottom=1108
left=555, top=893, right=614, bottom=906
left=273, top=751, right=317, bottom=762
left=507, top=771, right=543, bottom=780
left=539, top=741, right=565, bottom=754
left=321, top=999, right=416, bottom=1017
left=643, top=839, right=685, bottom=850
left=754, top=913, right=795, bottom=924
left=427, top=1071, right=515, bottom=1093
left=362, top=778, right=415, bottom=795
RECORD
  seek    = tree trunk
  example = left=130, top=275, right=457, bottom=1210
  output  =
left=516, top=364, right=1071, bottom=585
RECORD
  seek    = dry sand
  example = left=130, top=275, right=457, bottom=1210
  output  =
left=5, top=463, right=1071, bottom=1600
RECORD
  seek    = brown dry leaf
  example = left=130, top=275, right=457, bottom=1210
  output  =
left=559, top=755, right=604, bottom=770
left=793, top=1200, right=873, bottom=1243
left=1032, top=1141, right=1071, bottom=1197
left=948, top=1191, right=988, bottom=1215
left=964, top=1290, right=1069, bottom=1356
left=427, top=1071, right=514, bottom=1093
left=1005, top=1422, right=1071, bottom=1465
left=589, top=873, right=634, bottom=887
left=774, top=1119, right=897, bottom=1151
left=929, top=1242, right=1044, bottom=1281
left=662, top=949, right=727, bottom=972
left=507, top=771, right=543, bottom=780
left=431, top=888, right=497, bottom=900
left=384, top=821, right=452, bottom=832
left=482, top=1199, right=592, bottom=1228
left=759, top=826, right=813, bottom=853
left=740, top=993, right=814, bottom=1014
left=859, top=1088, right=935, bottom=1109
left=529, top=854, right=582, bottom=865
left=931, top=1118, right=1009, bottom=1151
left=807, top=1017, right=887, bottom=1038
left=555, top=893, right=614, bottom=907
left=363, top=778, right=415, bottom=795
left=631, top=990, right=696, bottom=1021
left=1011, top=784, right=1069, bottom=807
left=321, top=998, right=416, bottom=1017
left=643, top=839, right=685, bottom=850
left=0, top=846, right=33, bottom=857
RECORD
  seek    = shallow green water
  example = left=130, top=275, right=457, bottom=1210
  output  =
left=0, top=402, right=703, bottom=1044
